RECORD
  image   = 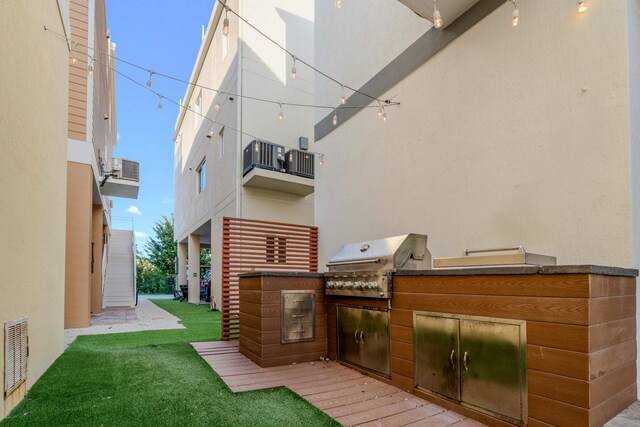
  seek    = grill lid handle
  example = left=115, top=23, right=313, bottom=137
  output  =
left=464, top=246, right=525, bottom=256
left=326, top=257, right=382, bottom=267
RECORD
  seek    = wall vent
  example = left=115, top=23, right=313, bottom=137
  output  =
left=4, top=317, right=28, bottom=397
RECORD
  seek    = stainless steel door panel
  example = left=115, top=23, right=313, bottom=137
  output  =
left=414, top=313, right=460, bottom=400
left=337, top=306, right=362, bottom=367
left=281, top=291, right=315, bottom=343
left=359, top=309, right=390, bottom=377
left=460, top=319, right=525, bottom=422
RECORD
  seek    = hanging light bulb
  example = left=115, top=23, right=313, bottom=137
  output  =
left=291, top=56, right=297, bottom=80
left=433, top=0, right=443, bottom=29
left=157, top=95, right=163, bottom=110
left=215, top=103, right=221, bottom=112
left=578, top=0, right=587, bottom=13
left=223, top=7, right=230, bottom=36
left=146, top=71, right=154, bottom=88
left=511, top=1, right=520, bottom=27
left=341, top=85, right=346, bottom=105
left=71, top=49, right=77, bottom=65
left=377, top=101, right=383, bottom=118
left=332, top=109, right=338, bottom=126
left=278, top=103, right=284, bottom=121
left=289, top=153, right=293, bottom=162
left=382, top=108, right=388, bottom=122
left=87, top=59, right=94, bottom=76
left=336, top=0, right=342, bottom=9
left=319, top=154, right=324, bottom=166
left=255, top=143, right=259, bottom=152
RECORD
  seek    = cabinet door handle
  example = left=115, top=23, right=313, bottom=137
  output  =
left=463, top=351, right=469, bottom=371
left=450, top=350, right=455, bottom=369
left=354, top=330, right=359, bottom=343
left=360, top=331, right=364, bottom=343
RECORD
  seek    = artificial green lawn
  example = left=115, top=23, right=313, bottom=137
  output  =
left=1, top=300, right=339, bottom=427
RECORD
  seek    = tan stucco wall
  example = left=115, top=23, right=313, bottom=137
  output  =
left=64, top=162, right=93, bottom=328
left=91, top=205, right=103, bottom=314
left=0, top=0, right=69, bottom=419
left=315, top=0, right=636, bottom=268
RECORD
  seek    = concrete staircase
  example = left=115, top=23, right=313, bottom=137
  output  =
left=103, top=229, right=136, bottom=308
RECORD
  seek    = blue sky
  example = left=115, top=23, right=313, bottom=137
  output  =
left=106, top=1, right=215, bottom=253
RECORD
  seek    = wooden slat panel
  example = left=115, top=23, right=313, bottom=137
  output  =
left=588, top=340, right=636, bottom=381
left=391, top=324, right=413, bottom=344
left=589, top=383, right=637, bottom=427
left=527, top=321, right=588, bottom=352
left=528, top=393, right=589, bottom=426
left=589, top=275, right=637, bottom=297
left=222, top=216, right=317, bottom=340
left=589, top=361, right=636, bottom=407
left=394, top=293, right=589, bottom=325
left=589, top=296, right=636, bottom=325
left=527, top=345, right=589, bottom=380
left=589, top=317, right=636, bottom=352
left=528, top=369, right=589, bottom=407
left=394, top=274, right=590, bottom=297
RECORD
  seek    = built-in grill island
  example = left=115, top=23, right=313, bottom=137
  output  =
left=238, top=237, right=638, bottom=427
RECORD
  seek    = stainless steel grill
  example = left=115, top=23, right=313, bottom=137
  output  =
left=325, top=234, right=431, bottom=299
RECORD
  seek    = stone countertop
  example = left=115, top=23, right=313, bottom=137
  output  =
left=395, top=265, right=638, bottom=277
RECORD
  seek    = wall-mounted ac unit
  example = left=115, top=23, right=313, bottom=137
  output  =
left=243, top=139, right=285, bottom=176
left=112, top=158, right=140, bottom=181
left=284, top=149, right=314, bottom=179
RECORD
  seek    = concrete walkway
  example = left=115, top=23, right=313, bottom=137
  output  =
left=605, top=400, right=640, bottom=426
left=64, top=299, right=184, bottom=347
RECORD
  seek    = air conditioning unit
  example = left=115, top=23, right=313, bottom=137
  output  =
left=243, top=139, right=285, bottom=176
left=284, top=149, right=314, bottom=179
left=112, top=158, right=140, bottom=181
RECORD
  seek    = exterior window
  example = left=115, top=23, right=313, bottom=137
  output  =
left=266, top=236, right=286, bottom=263
left=197, top=159, right=206, bottom=193
left=219, top=127, right=225, bottom=159
left=194, top=90, right=202, bottom=130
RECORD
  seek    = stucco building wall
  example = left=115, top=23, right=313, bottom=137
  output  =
left=0, top=0, right=69, bottom=418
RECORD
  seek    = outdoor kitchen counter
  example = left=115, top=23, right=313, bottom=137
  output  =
left=386, top=265, right=638, bottom=427
left=396, top=264, right=638, bottom=277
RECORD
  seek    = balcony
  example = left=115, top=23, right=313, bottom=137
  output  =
left=242, top=167, right=314, bottom=197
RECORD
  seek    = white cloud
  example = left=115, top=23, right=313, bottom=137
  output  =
left=126, top=205, right=142, bottom=215
left=162, top=196, right=174, bottom=205
left=134, top=231, right=147, bottom=238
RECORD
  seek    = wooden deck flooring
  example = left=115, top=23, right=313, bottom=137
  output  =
left=192, top=341, right=486, bottom=427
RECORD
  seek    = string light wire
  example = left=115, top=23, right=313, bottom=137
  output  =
left=44, top=25, right=398, bottom=113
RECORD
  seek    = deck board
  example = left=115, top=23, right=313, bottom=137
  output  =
left=192, top=341, right=485, bottom=426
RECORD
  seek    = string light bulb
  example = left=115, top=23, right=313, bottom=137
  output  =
left=332, top=109, right=338, bottom=126
left=223, top=6, right=230, bottom=36
left=146, top=71, right=154, bottom=88
left=578, top=0, right=587, bottom=13
left=215, top=103, right=221, bottom=112
left=341, top=85, right=346, bottom=105
left=511, top=1, right=520, bottom=27
left=319, top=154, right=324, bottom=166
left=291, top=56, right=297, bottom=80
left=433, top=0, right=443, bottom=29
left=71, top=49, right=77, bottom=64
left=157, top=95, right=163, bottom=110
left=382, top=108, right=388, bottom=122
left=336, top=0, right=342, bottom=9
left=278, top=103, right=284, bottom=121
left=255, top=143, right=259, bottom=152
left=87, top=59, right=94, bottom=76
left=377, top=101, right=383, bottom=118
left=289, top=153, right=293, bottom=162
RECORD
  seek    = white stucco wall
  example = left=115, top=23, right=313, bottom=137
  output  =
left=0, top=1, right=68, bottom=419
left=174, top=0, right=316, bottom=307
left=315, top=0, right=636, bottom=269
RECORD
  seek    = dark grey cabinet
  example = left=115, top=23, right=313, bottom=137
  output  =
left=414, top=312, right=527, bottom=425
left=337, top=305, right=390, bottom=377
